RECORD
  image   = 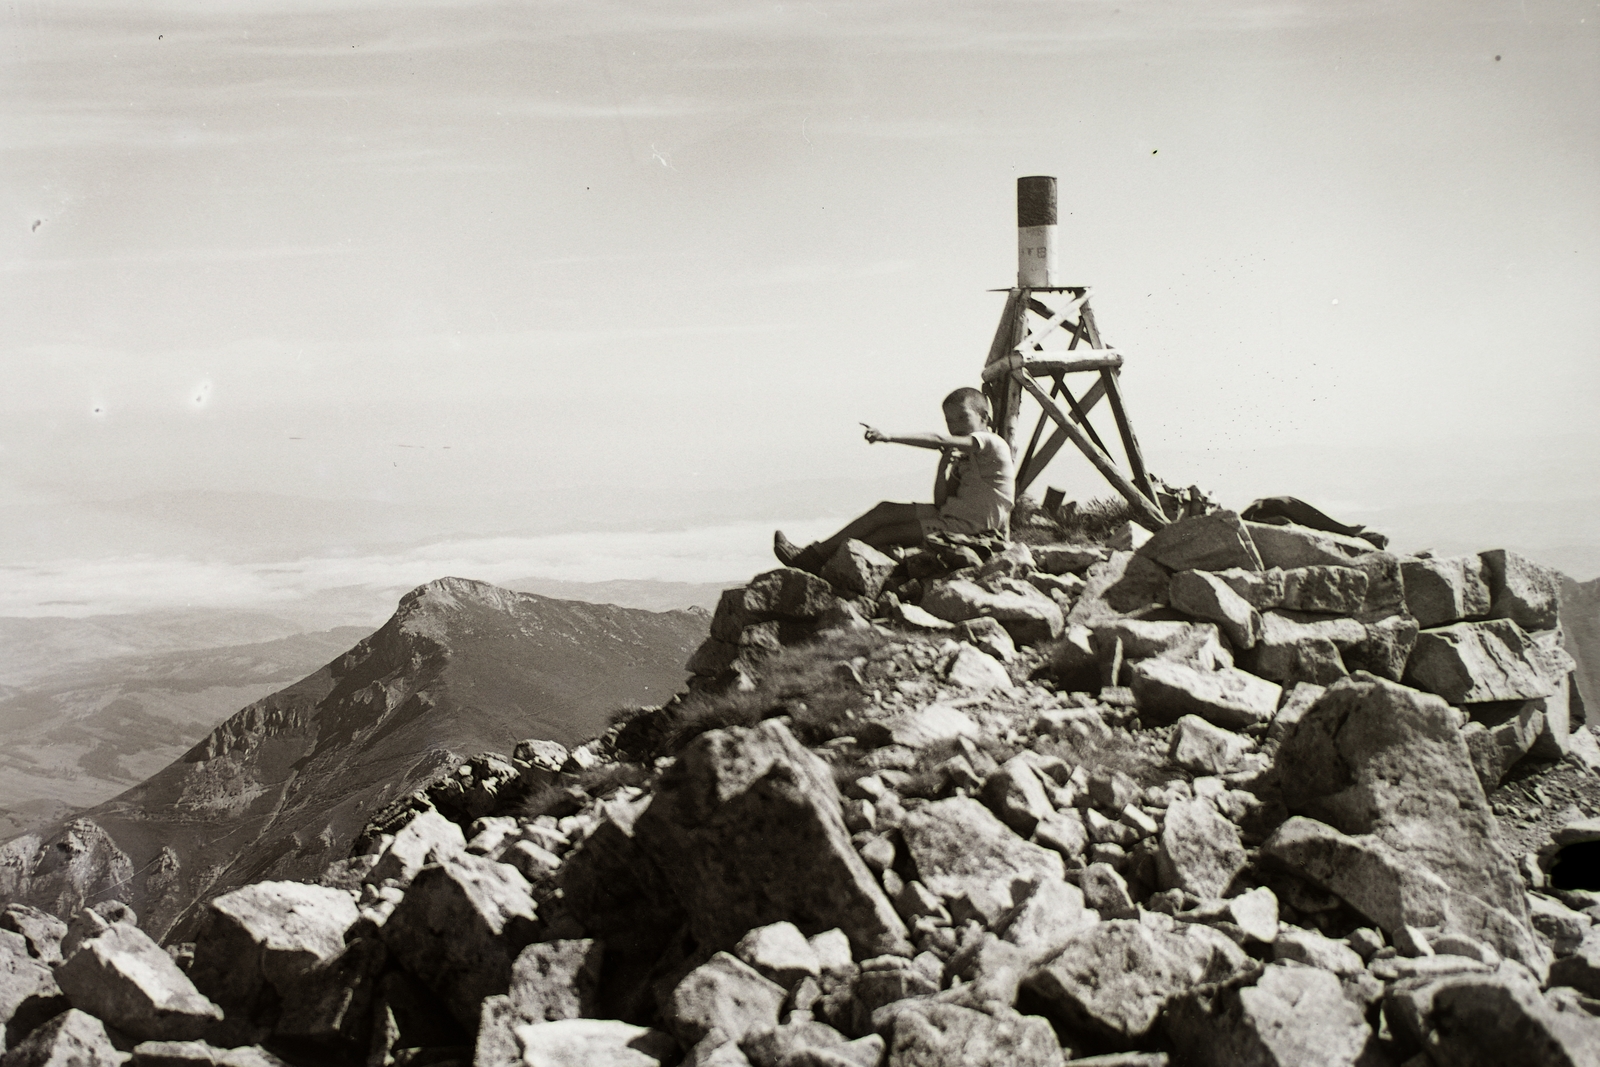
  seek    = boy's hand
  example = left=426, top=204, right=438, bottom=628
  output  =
left=860, top=424, right=888, bottom=444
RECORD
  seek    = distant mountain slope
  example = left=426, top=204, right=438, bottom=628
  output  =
left=502, top=576, right=732, bottom=612
left=0, top=627, right=372, bottom=837
left=0, top=578, right=706, bottom=942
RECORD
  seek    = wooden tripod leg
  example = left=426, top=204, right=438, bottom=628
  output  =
left=1013, top=371, right=1169, bottom=530
left=983, top=289, right=1027, bottom=452
left=1079, top=303, right=1158, bottom=504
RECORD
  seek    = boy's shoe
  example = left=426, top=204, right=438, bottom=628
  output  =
left=773, top=531, right=803, bottom=567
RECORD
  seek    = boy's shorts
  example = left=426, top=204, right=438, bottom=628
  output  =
left=914, top=503, right=983, bottom=538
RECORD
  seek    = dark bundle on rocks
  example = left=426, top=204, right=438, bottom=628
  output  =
left=3, top=511, right=1598, bottom=1067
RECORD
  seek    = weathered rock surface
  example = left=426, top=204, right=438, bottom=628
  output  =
left=667, top=952, right=786, bottom=1047
left=1279, top=566, right=1370, bottom=617
left=1461, top=701, right=1545, bottom=789
left=187, top=881, right=358, bottom=1032
left=1388, top=968, right=1600, bottom=1066
left=1406, top=618, right=1558, bottom=704
left=921, top=579, right=1064, bottom=646
left=1243, top=612, right=1364, bottom=687
left=1271, top=927, right=1365, bottom=976
left=1167, top=570, right=1261, bottom=650
left=365, top=809, right=466, bottom=888
left=1021, top=920, right=1253, bottom=1047
left=1260, top=817, right=1545, bottom=970
left=980, top=757, right=1055, bottom=838
left=944, top=645, right=1013, bottom=693
left=1481, top=549, right=1563, bottom=631
left=1166, top=961, right=1373, bottom=1067
left=1245, top=522, right=1371, bottom=569
left=507, top=939, right=603, bottom=1023
left=733, top=922, right=819, bottom=989
left=54, top=922, right=222, bottom=1041
left=636, top=720, right=911, bottom=958
left=1066, top=552, right=1171, bottom=627
left=821, top=540, right=898, bottom=600
left=878, top=1000, right=1062, bottom=1067
left=1402, top=555, right=1491, bottom=628
left=1157, top=798, right=1246, bottom=898
left=128, top=1040, right=292, bottom=1066
left=1137, top=511, right=1263, bottom=573
left=900, top=797, right=1065, bottom=928
left=1168, top=715, right=1253, bottom=775
left=380, top=849, right=541, bottom=1030
left=1274, top=675, right=1535, bottom=943
left=0, top=929, right=66, bottom=1056
left=1128, top=658, right=1281, bottom=730
left=511, top=1018, right=676, bottom=1066
left=0, top=907, right=66, bottom=967
left=0, top=1008, right=121, bottom=1067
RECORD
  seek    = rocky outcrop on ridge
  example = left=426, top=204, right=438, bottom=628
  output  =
left=0, top=579, right=707, bottom=944
left=3, top=517, right=1600, bottom=1066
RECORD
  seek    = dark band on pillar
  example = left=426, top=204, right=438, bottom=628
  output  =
left=1017, top=176, right=1057, bottom=228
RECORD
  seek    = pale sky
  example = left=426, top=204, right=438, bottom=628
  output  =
left=3, top=0, right=1597, bottom=617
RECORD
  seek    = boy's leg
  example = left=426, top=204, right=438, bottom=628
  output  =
left=776, top=502, right=925, bottom=573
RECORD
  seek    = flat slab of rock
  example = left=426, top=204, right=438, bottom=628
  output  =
left=636, top=719, right=911, bottom=959
left=2, top=1008, right=122, bottom=1067
left=380, top=849, right=541, bottom=1030
left=1022, top=920, right=1253, bottom=1046
left=54, top=922, right=222, bottom=1041
left=900, top=797, right=1065, bottom=928
left=1244, top=522, right=1372, bottom=569
left=921, top=579, right=1064, bottom=646
left=1128, top=658, right=1281, bottom=730
left=1137, top=511, right=1263, bottom=573
left=1405, top=618, right=1557, bottom=704
left=1033, top=544, right=1111, bottom=575
left=129, top=1040, right=292, bottom=1066
left=944, top=644, right=1013, bottom=693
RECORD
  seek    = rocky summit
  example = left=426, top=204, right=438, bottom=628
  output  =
left=2, top=519, right=1600, bottom=1067
left=0, top=578, right=707, bottom=945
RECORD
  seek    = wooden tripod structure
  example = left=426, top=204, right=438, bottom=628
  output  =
left=980, top=285, right=1170, bottom=530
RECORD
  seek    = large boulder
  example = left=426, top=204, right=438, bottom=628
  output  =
left=1260, top=817, right=1545, bottom=970
left=365, top=809, right=466, bottom=888
left=1402, top=556, right=1492, bottom=628
left=54, top=923, right=222, bottom=1041
left=1241, top=612, right=1364, bottom=687
left=1386, top=968, right=1600, bottom=1066
left=1091, top=619, right=1233, bottom=676
left=1168, top=715, right=1253, bottom=775
left=921, top=579, right=1064, bottom=646
left=1273, top=675, right=1539, bottom=966
left=635, top=720, right=911, bottom=958
left=1347, top=614, right=1419, bottom=682
left=1157, top=798, right=1247, bottom=898
left=1480, top=549, right=1562, bottom=631
left=271, top=936, right=386, bottom=1053
left=1405, top=619, right=1557, bottom=703
left=1165, top=961, right=1374, bottom=1067
left=510, top=1018, right=676, bottom=1067
left=508, top=939, right=603, bottom=1023
left=1128, top=658, right=1281, bottom=730
left=0, top=1009, right=121, bottom=1067
left=1021, top=920, right=1254, bottom=1048
left=1137, top=511, right=1263, bottom=573
left=0, top=929, right=67, bottom=1056
left=188, top=881, right=359, bottom=1035
left=1461, top=702, right=1545, bottom=789
left=1, top=907, right=66, bottom=966
left=899, top=797, right=1065, bottom=928
left=380, top=850, right=541, bottom=1031
left=1279, top=566, right=1369, bottom=616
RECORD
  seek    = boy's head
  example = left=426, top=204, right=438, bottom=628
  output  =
left=942, top=387, right=990, bottom=433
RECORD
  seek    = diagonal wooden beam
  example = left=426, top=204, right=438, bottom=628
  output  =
left=1013, top=371, right=1168, bottom=529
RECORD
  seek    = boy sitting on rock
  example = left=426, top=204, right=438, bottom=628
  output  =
left=774, top=387, right=1015, bottom=574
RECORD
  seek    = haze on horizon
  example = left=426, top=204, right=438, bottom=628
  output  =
left=3, top=0, right=1597, bottom=623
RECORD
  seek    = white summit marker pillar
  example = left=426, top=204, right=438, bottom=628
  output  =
left=1016, top=175, right=1058, bottom=288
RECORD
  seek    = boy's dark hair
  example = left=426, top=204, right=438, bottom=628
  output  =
left=943, top=386, right=988, bottom=410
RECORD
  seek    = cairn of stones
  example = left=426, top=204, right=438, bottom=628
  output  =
left=2, top=509, right=1597, bottom=1067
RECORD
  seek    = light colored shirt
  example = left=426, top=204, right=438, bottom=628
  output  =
left=940, top=431, right=1015, bottom=534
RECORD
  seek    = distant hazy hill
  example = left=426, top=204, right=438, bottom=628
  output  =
left=0, top=627, right=371, bottom=839
left=0, top=578, right=706, bottom=942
